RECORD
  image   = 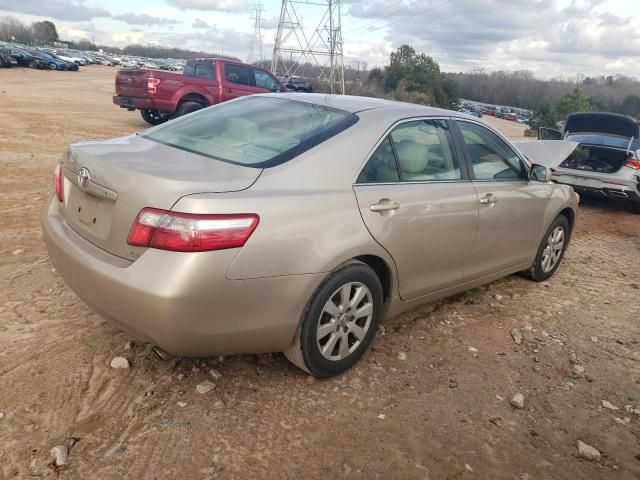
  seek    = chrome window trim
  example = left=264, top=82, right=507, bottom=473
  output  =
left=352, top=116, right=470, bottom=186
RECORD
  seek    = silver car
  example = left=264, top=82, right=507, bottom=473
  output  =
left=539, top=112, right=640, bottom=213
left=42, top=94, right=578, bottom=377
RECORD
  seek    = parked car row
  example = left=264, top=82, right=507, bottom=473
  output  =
left=0, top=41, right=186, bottom=73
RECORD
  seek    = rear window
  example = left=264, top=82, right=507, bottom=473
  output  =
left=142, top=96, right=358, bottom=168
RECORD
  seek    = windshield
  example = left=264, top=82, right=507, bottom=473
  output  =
left=566, top=134, right=640, bottom=151
left=143, top=96, right=358, bottom=168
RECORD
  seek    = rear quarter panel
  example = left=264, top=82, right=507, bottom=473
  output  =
left=171, top=110, right=401, bottom=291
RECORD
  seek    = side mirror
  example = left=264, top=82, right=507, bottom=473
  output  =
left=538, top=127, right=563, bottom=141
left=530, top=164, right=552, bottom=182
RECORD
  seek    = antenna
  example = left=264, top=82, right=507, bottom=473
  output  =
left=272, top=0, right=345, bottom=94
left=248, top=1, right=264, bottom=64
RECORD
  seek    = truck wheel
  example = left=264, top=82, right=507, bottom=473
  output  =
left=140, top=109, right=171, bottom=126
left=174, top=101, right=204, bottom=118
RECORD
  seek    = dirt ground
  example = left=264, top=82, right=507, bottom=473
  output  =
left=1, top=66, right=639, bottom=480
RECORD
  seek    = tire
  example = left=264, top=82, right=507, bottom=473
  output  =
left=174, top=101, right=204, bottom=118
left=523, top=215, right=571, bottom=282
left=140, top=109, right=171, bottom=126
left=49, top=63, right=57, bottom=70
left=284, top=260, right=384, bottom=377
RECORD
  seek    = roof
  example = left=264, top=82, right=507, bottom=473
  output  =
left=265, top=93, right=470, bottom=118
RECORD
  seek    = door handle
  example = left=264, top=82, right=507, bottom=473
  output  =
left=370, top=200, right=400, bottom=213
left=479, top=193, right=498, bottom=205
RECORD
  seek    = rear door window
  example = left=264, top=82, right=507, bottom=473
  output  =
left=390, top=120, right=461, bottom=181
left=183, top=61, right=196, bottom=76
left=224, top=64, right=253, bottom=86
left=194, top=61, right=215, bottom=80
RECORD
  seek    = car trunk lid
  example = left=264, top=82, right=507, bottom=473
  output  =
left=60, top=134, right=261, bottom=260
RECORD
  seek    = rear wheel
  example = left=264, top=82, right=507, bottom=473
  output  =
left=174, top=101, right=204, bottom=118
left=284, top=260, right=383, bottom=377
left=140, top=109, right=171, bottom=126
left=523, top=215, right=571, bottom=282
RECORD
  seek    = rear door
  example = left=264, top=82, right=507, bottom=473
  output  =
left=453, top=120, right=548, bottom=279
left=353, top=118, right=479, bottom=300
left=221, top=63, right=264, bottom=100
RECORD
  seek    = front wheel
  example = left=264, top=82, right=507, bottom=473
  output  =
left=284, top=260, right=383, bottom=377
left=523, top=215, right=571, bottom=282
left=140, top=109, right=171, bottom=125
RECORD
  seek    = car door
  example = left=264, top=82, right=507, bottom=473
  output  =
left=453, top=120, right=548, bottom=279
left=353, top=118, right=479, bottom=300
left=222, top=63, right=263, bottom=100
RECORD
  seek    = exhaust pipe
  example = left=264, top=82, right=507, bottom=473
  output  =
left=607, top=190, right=629, bottom=199
left=151, top=346, right=174, bottom=361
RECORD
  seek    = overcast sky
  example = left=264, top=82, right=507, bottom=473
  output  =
left=0, top=0, right=638, bottom=79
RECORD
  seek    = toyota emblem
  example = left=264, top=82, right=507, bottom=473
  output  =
left=78, top=167, right=91, bottom=189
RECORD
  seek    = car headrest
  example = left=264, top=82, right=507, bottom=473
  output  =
left=395, top=140, right=427, bottom=174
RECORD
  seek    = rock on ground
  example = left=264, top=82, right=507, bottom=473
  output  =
left=110, top=357, right=130, bottom=369
left=50, top=445, right=68, bottom=466
left=602, top=400, right=619, bottom=411
left=511, top=393, right=525, bottom=409
left=196, top=380, right=215, bottom=394
left=577, top=440, right=601, bottom=461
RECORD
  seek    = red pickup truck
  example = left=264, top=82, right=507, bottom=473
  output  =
left=113, top=58, right=287, bottom=125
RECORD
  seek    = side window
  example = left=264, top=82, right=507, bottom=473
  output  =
left=194, top=61, right=215, bottom=80
left=224, top=64, right=253, bottom=86
left=357, top=137, right=399, bottom=183
left=390, top=119, right=461, bottom=181
left=254, top=70, right=279, bottom=91
left=457, top=121, right=525, bottom=180
left=183, top=61, right=196, bottom=77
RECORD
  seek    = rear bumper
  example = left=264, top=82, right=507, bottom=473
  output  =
left=113, top=95, right=156, bottom=110
left=552, top=172, right=640, bottom=202
left=42, top=198, right=323, bottom=357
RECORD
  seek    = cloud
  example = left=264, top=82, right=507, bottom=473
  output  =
left=344, top=0, right=640, bottom=77
left=113, top=12, right=180, bottom=26
left=192, top=18, right=212, bottom=28
left=167, top=0, right=248, bottom=13
left=0, top=0, right=109, bottom=21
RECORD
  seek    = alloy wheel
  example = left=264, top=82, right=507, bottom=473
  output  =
left=541, top=226, right=565, bottom=273
left=316, top=282, right=373, bottom=361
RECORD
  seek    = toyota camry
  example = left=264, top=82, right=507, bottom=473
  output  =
left=43, top=94, right=578, bottom=377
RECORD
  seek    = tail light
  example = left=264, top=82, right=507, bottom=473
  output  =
left=127, top=208, right=259, bottom=252
left=54, top=159, right=64, bottom=202
left=624, top=158, right=640, bottom=170
left=147, top=77, right=160, bottom=95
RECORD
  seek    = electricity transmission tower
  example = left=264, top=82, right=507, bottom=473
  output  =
left=248, top=1, right=264, bottom=64
left=272, top=0, right=345, bottom=94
